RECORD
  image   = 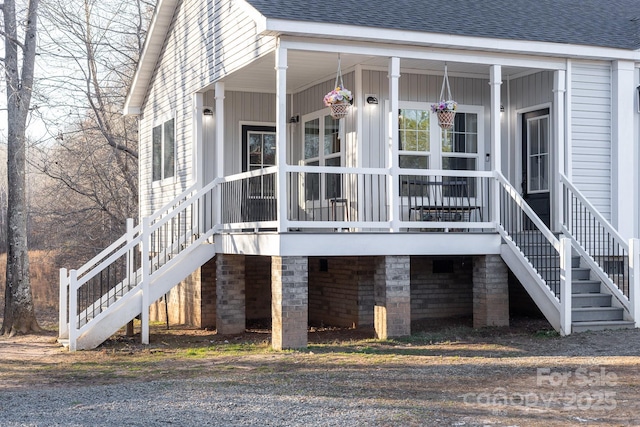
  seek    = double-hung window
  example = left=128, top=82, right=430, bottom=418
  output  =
left=152, top=118, right=175, bottom=182
left=398, top=103, right=482, bottom=171
left=398, top=102, right=483, bottom=202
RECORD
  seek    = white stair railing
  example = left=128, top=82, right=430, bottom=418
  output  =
left=60, top=180, right=218, bottom=350
left=560, top=173, right=636, bottom=322
left=494, top=171, right=572, bottom=334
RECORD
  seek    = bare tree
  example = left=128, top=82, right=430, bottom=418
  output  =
left=1, top=0, right=41, bottom=335
left=30, top=0, right=153, bottom=265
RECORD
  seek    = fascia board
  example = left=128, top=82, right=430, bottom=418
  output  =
left=264, top=19, right=640, bottom=62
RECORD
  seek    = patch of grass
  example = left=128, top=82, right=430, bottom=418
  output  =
left=182, top=342, right=271, bottom=358
left=534, top=329, right=560, bottom=338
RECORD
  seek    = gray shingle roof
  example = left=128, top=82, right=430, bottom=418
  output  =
left=245, top=0, right=640, bottom=50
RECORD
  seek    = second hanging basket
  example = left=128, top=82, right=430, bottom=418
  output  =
left=324, top=54, right=353, bottom=119
left=329, top=101, right=350, bottom=119
left=436, top=110, right=456, bottom=130
left=431, top=65, right=457, bottom=130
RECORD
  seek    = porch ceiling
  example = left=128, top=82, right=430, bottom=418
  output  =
left=220, top=50, right=536, bottom=94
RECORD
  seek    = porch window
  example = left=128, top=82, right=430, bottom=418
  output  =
left=303, top=114, right=342, bottom=200
left=399, top=108, right=430, bottom=169
left=397, top=104, right=482, bottom=200
left=152, top=118, right=175, bottom=182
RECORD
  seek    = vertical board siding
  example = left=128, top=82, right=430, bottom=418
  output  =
left=571, top=62, right=612, bottom=220
left=139, top=0, right=276, bottom=216
left=506, top=71, right=553, bottom=183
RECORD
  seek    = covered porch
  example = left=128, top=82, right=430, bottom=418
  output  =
left=196, top=36, right=568, bottom=239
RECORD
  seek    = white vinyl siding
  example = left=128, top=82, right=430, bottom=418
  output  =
left=139, top=0, right=276, bottom=217
left=571, top=62, right=612, bottom=221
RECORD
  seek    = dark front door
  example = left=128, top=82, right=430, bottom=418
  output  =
left=521, top=109, right=551, bottom=227
left=241, top=125, right=276, bottom=222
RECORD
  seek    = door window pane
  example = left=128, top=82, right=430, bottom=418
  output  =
left=527, top=116, right=550, bottom=193
left=263, top=134, right=276, bottom=165
left=304, top=119, right=320, bottom=159
left=324, top=116, right=340, bottom=155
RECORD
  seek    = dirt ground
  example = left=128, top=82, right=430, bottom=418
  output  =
left=1, top=307, right=640, bottom=426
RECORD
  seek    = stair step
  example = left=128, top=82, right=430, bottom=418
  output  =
left=572, top=320, right=636, bottom=333
left=572, top=280, right=601, bottom=294
left=572, top=293, right=612, bottom=308
left=523, top=257, right=581, bottom=270
left=572, top=267, right=591, bottom=280
left=572, top=307, right=624, bottom=322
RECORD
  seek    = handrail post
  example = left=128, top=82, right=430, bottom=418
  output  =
left=629, top=238, right=640, bottom=327
left=560, top=236, right=572, bottom=336
left=68, top=269, right=78, bottom=351
left=141, top=217, right=151, bottom=345
left=58, top=268, right=68, bottom=340
left=491, top=171, right=501, bottom=229
left=126, top=218, right=135, bottom=288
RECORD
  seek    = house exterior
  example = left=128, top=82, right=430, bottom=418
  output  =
left=59, top=0, right=640, bottom=350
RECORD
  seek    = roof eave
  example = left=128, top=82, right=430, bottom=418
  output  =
left=262, top=19, right=640, bottom=62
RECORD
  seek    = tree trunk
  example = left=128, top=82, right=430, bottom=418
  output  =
left=1, top=0, right=41, bottom=336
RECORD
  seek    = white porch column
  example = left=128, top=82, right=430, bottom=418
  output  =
left=553, top=70, right=566, bottom=232
left=489, top=65, right=502, bottom=224
left=275, top=43, right=289, bottom=232
left=612, top=60, right=636, bottom=239
left=193, top=92, right=205, bottom=189
left=214, top=82, right=225, bottom=227
left=388, top=57, right=400, bottom=232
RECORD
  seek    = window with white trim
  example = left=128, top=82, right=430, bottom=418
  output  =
left=302, top=113, right=342, bottom=200
left=398, top=103, right=483, bottom=199
left=152, top=118, right=175, bottom=182
left=397, top=103, right=482, bottom=171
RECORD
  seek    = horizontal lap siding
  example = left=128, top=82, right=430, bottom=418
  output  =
left=571, top=62, right=612, bottom=221
left=140, top=0, right=275, bottom=216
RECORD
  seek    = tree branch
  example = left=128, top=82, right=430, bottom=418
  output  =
left=0, top=28, right=24, bottom=50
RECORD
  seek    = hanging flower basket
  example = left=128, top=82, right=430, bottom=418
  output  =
left=329, top=100, right=351, bottom=119
left=432, top=64, right=457, bottom=130
left=436, top=106, right=456, bottom=130
left=323, top=55, right=353, bottom=119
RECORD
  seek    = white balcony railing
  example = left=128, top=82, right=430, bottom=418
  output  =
left=218, top=166, right=495, bottom=232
